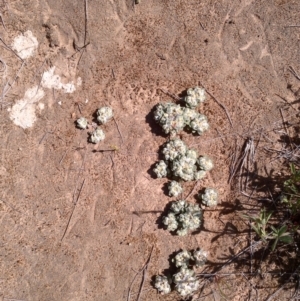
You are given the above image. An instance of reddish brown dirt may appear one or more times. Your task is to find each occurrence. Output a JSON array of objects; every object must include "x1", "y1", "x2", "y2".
[{"x1": 1, "y1": 0, "x2": 300, "y2": 300}]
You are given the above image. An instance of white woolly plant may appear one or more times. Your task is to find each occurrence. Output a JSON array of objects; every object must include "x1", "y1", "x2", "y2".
[
  {"x1": 173, "y1": 267, "x2": 200, "y2": 297},
  {"x1": 194, "y1": 170, "x2": 207, "y2": 181},
  {"x1": 184, "y1": 87, "x2": 206, "y2": 109},
  {"x1": 200, "y1": 188, "x2": 218, "y2": 207},
  {"x1": 76, "y1": 117, "x2": 88, "y2": 129},
  {"x1": 193, "y1": 249, "x2": 208, "y2": 267},
  {"x1": 153, "y1": 160, "x2": 169, "y2": 178},
  {"x1": 154, "y1": 275, "x2": 171, "y2": 295},
  {"x1": 89, "y1": 128, "x2": 105, "y2": 144},
  {"x1": 197, "y1": 156, "x2": 214, "y2": 171},
  {"x1": 97, "y1": 106, "x2": 113, "y2": 124},
  {"x1": 162, "y1": 200, "x2": 202, "y2": 236},
  {"x1": 171, "y1": 155, "x2": 196, "y2": 182},
  {"x1": 162, "y1": 139, "x2": 187, "y2": 161},
  {"x1": 154, "y1": 102, "x2": 185, "y2": 135},
  {"x1": 168, "y1": 181, "x2": 183, "y2": 197},
  {"x1": 172, "y1": 250, "x2": 191, "y2": 268},
  {"x1": 189, "y1": 113, "x2": 209, "y2": 135}
]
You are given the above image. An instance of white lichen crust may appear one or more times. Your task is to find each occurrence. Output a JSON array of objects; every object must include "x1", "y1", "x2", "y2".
[
  {"x1": 173, "y1": 250, "x2": 192, "y2": 268},
  {"x1": 154, "y1": 102, "x2": 185, "y2": 135},
  {"x1": 193, "y1": 249, "x2": 208, "y2": 267},
  {"x1": 189, "y1": 113, "x2": 209, "y2": 135},
  {"x1": 197, "y1": 156, "x2": 214, "y2": 171},
  {"x1": 89, "y1": 128, "x2": 105, "y2": 144},
  {"x1": 154, "y1": 275, "x2": 171, "y2": 295},
  {"x1": 97, "y1": 106, "x2": 113, "y2": 124},
  {"x1": 76, "y1": 117, "x2": 88, "y2": 129},
  {"x1": 162, "y1": 139, "x2": 187, "y2": 161},
  {"x1": 163, "y1": 200, "x2": 202, "y2": 236},
  {"x1": 168, "y1": 181, "x2": 183, "y2": 197},
  {"x1": 184, "y1": 87, "x2": 206, "y2": 109},
  {"x1": 173, "y1": 267, "x2": 200, "y2": 297},
  {"x1": 201, "y1": 188, "x2": 218, "y2": 207},
  {"x1": 153, "y1": 160, "x2": 169, "y2": 178}
]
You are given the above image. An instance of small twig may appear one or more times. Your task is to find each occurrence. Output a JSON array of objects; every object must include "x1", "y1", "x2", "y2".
[
  {"x1": 136, "y1": 246, "x2": 154, "y2": 301},
  {"x1": 61, "y1": 178, "x2": 86, "y2": 241},
  {"x1": 288, "y1": 66, "x2": 300, "y2": 80},
  {"x1": 113, "y1": 117, "x2": 124, "y2": 144},
  {"x1": 265, "y1": 264, "x2": 300, "y2": 301},
  {"x1": 285, "y1": 25, "x2": 300, "y2": 28},
  {"x1": 199, "y1": 81, "x2": 233, "y2": 127},
  {"x1": 0, "y1": 37, "x2": 24, "y2": 62},
  {"x1": 0, "y1": 57, "x2": 6, "y2": 72},
  {"x1": 0, "y1": 13, "x2": 6, "y2": 31},
  {"x1": 186, "y1": 180, "x2": 199, "y2": 200},
  {"x1": 200, "y1": 21, "x2": 205, "y2": 30},
  {"x1": 159, "y1": 88, "x2": 181, "y2": 101},
  {"x1": 112, "y1": 68, "x2": 116, "y2": 79},
  {"x1": 127, "y1": 246, "x2": 154, "y2": 301}
]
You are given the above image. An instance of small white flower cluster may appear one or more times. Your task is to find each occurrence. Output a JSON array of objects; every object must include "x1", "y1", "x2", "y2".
[
  {"x1": 168, "y1": 181, "x2": 183, "y2": 197},
  {"x1": 153, "y1": 87, "x2": 208, "y2": 136},
  {"x1": 199, "y1": 187, "x2": 218, "y2": 207},
  {"x1": 155, "y1": 248, "x2": 208, "y2": 297},
  {"x1": 75, "y1": 106, "x2": 113, "y2": 144},
  {"x1": 153, "y1": 138, "x2": 214, "y2": 182},
  {"x1": 154, "y1": 275, "x2": 171, "y2": 295},
  {"x1": 184, "y1": 87, "x2": 206, "y2": 108},
  {"x1": 162, "y1": 200, "x2": 202, "y2": 236}
]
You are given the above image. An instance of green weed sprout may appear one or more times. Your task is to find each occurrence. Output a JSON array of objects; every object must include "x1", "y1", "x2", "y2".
[{"x1": 243, "y1": 209, "x2": 293, "y2": 251}]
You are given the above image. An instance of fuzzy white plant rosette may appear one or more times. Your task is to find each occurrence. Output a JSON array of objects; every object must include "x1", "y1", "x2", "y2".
[
  {"x1": 97, "y1": 106, "x2": 113, "y2": 124},
  {"x1": 154, "y1": 275, "x2": 171, "y2": 295},
  {"x1": 162, "y1": 200, "x2": 202, "y2": 236},
  {"x1": 153, "y1": 160, "x2": 169, "y2": 178},
  {"x1": 193, "y1": 249, "x2": 208, "y2": 267},
  {"x1": 184, "y1": 87, "x2": 206, "y2": 109},
  {"x1": 189, "y1": 113, "x2": 209, "y2": 135},
  {"x1": 172, "y1": 250, "x2": 192, "y2": 268},
  {"x1": 89, "y1": 128, "x2": 105, "y2": 144},
  {"x1": 76, "y1": 117, "x2": 88, "y2": 129},
  {"x1": 173, "y1": 267, "x2": 200, "y2": 297},
  {"x1": 197, "y1": 155, "x2": 214, "y2": 171},
  {"x1": 200, "y1": 188, "x2": 218, "y2": 207},
  {"x1": 162, "y1": 139, "x2": 187, "y2": 161},
  {"x1": 154, "y1": 102, "x2": 185, "y2": 135},
  {"x1": 171, "y1": 155, "x2": 196, "y2": 181},
  {"x1": 168, "y1": 181, "x2": 183, "y2": 197}
]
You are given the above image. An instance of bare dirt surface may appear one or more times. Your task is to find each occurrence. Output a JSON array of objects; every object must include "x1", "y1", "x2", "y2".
[{"x1": 1, "y1": 0, "x2": 300, "y2": 300}]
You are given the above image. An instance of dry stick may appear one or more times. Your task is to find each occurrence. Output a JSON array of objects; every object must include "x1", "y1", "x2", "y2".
[
  {"x1": 265, "y1": 264, "x2": 300, "y2": 301},
  {"x1": 0, "y1": 61, "x2": 25, "y2": 102},
  {"x1": 199, "y1": 82, "x2": 233, "y2": 128},
  {"x1": 72, "y1": 148, "x2": 88, "y2": 202},
  {"x1": 0, "y1": 57, "x2": 6, "y2": 72},
  {"x1": 0, "y1": 37, "x2": 24, "y2": 62},
  {"x1": 136, "y1": 246, "x2": 154, "y2": 301},
  {"x1": 113, "y1": 117, "x2": 124, "y2": 144},
  {"x1": 280, "y1": 108, "x2": 293, "y2": 150},
  {"x1": 288, "y1": 66, "x2": 300, "y2": 80},
  {"x1": 0, "y1": 13, "x2": 6, "y2": 31},
  {"x1": 127, "y1": 246, "x2": 154, "y2": 301},
  {"x1": 186, "y1": 180, "x2": 199, "y2": 200},
  {"x1": 61, "y1": 178, "x2": 86, "y2": 241},
  {"x1": 159, "y1": 88, "x2": 181, "y2": 101}
]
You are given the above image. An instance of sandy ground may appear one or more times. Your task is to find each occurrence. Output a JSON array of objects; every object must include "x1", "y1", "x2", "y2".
[{"x1": 1, "y1": 0, "x2": 300, "y2": 300}]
